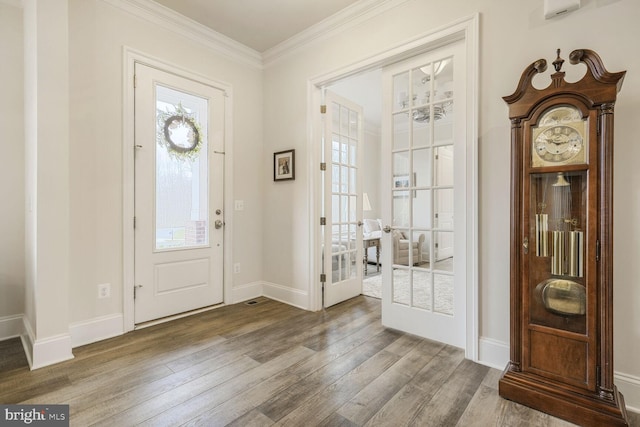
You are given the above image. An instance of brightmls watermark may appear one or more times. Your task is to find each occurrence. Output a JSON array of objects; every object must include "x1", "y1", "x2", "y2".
[{"x1": 1, "y1": 405, "x2": 69, "y2": 426}]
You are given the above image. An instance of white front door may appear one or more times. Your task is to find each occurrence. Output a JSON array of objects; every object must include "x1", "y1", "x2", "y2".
[
  {"x1": 134, "y1": 63, "x2": 225, "y2": 324},
  {"x1": 322, "y1": 91, "x2": 364, "y2": 307},
  {"x1": 381, "y1": 41, "x2": 467, "y2": 347}
]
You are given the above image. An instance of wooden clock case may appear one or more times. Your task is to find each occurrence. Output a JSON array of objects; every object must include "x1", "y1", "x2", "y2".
[{"x1": 498, "y1": 49, "x2": 629, "y2": 426}]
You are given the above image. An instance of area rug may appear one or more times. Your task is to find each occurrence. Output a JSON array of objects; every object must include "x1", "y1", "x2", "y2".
[{"x1": 363, "y1": 269, "x2": 454, "y2": 315}]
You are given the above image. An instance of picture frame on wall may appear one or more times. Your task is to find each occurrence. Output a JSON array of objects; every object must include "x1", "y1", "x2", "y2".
[
  {"x1": 274, "y1": 149, "x2": 295, "y2": 181},
  {"x1": 393, "y1": 173, "x2": 416, "y2": 197}
]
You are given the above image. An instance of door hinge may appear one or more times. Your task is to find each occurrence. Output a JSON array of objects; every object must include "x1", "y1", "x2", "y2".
[
  {"x1": 435, "y1": 243, "x2": 439, "y2": 248},
  {"x1": 320, "y1": 273, "x2": 326, "y2": 283},
  {"x1": 133, "y1": 74, "x2": 137, "y2": 88},
  {"x1": 435, "y1": 213, "x2": 439, "y2": 219},
  {"x1": 596, "y1": 239, "x2": 600, "y2": 262},
  {"x1": 320, "y1": 162, "x2": 326, "y2": 171},
  {"x1": 133, "y1": 216, "x2": 137, "y2": 229},
  {"x1": 320, "y1": 105, "x2": 327, "y2": 114},
  {"x1": 134, "y1": 284, "x2": 143, "y2": 299},
  {"x1": 320, "y1": 217, "x2": 326, "y2": 226}
]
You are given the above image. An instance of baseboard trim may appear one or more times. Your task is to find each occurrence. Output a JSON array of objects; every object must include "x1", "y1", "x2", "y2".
[
  {"x1": 22, "y1": 317, "x2": 74, "y2": 370},
  {"x1": 478, "y1": 336, "x2": 509, "y2": 370},
  {"x1": 70, "y1": 313, "x2": 124, "y2": 348},
  {"x1": 0, "y1": 314, "x2": 24, "y2": 341},
  {"x1": 262, "y1": 281, "x2": 309, "y2": 310},
  {"x1": 615, "y1": 371, "x2": 640, "y2": 414},
  {"x1": 231, "y1": 281, "x2": 264, "y2": 304}
]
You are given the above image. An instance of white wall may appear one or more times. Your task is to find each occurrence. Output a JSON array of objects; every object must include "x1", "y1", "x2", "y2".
[
  {"x1": 0, "y1": 0, "x2": 264, "y2": 350},
  {"x1": 262, "y1": 0, "x2": 640, "y2": 407},
  {"x1": 0, "y1": 2, "x2": 25, "y2": 328},
  {"x1": 1, "y1": 0, "x2": 638, "y2": 409},
  {"x1": 66, "y1": 0, "x2": 264, "y2": 323}
]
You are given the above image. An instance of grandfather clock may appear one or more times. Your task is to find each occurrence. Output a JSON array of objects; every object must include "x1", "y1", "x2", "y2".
[{"x1": 498, "y1": 49, "x2": 629, "y2": 426}]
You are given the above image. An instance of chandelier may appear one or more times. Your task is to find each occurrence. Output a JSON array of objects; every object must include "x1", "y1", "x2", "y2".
[{"x1": 397, "y1": 58, "x2": 453, "y2": 123}]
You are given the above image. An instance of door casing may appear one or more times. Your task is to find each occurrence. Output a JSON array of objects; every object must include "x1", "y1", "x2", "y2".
[
  {"x1": 123, "y1": 48, "x2": 234, "y2": 332},
  {"x1": 308, "y1": 14, "x2": 479, "y2": 360}
]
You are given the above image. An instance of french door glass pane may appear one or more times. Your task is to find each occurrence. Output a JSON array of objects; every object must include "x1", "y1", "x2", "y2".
[
  {"x1": 413, "y1": 148, "x2": 432, "y2": 187},
  {"x1": 413, "y1": 190, "x2": 432, "y2": 229},
  {"x1": 330, "y1": 100, "x2": 359, "y2": 285},
  {"x1": 391, "y1": 54, "x2": 455, "y2": 315},
  {"x1": 155, "y1": 85, "x2": 208, "y2": 250},
  {"x1": 412, "y1": 269, "x2": 431, "y2": 309},
  {"x1": 393, "y1": 113, "x2": 410, "y2": 150},
  {"x1": 434, "y1": 273, "x2": 454, "y2": 315}
]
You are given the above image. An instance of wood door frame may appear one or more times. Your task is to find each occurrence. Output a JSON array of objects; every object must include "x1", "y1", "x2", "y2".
[
  {"x1": 307, "y1": 14, "x2": 479, "y2": 360},
  {"x1": 122, "y1": 47, "x2": 234, "y2": 332}
]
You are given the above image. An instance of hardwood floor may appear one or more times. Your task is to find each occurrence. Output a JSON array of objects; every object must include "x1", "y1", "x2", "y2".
[{"x1": 0, "y1": 296, "x2": 637, "y2": 426}]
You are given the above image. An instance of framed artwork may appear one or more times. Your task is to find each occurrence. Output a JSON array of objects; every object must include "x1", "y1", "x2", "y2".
[
  {"x1": 274, "y1": 149, "x2": 295, "y2": 181},
  {"x1": 393, "y1": 175, "x2": 410, "y2": 189},
  {"x1": 393, "y1": 173, "x2": 416, "y2": 197}
]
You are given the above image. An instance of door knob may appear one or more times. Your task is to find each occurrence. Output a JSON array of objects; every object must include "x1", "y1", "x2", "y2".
[
  {"x1": 215, "y1": 220, "x2": 224, "y2": 229},
  {"x1": 383, "y1": 225, "x2": 392, "y2": 233}
]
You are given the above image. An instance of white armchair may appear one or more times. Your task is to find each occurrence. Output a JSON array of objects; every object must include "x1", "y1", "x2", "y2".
[{"x1": 392, "y1": 230, "x2": 425, "y2": 266}]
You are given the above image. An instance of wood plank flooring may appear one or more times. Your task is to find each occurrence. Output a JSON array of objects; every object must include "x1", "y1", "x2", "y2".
[{"x1": 0, "y1": 296, "x2": 637, "y2": 426}]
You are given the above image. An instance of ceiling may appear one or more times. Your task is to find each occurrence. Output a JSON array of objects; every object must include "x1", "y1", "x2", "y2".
[{"x1": 151, "y1": 0, "x2": 362, "y2": 52}]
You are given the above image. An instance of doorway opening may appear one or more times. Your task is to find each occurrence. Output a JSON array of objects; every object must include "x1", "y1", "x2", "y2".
[{"x1": 309, "y1": 14, "x2": 478, "y2": 360}]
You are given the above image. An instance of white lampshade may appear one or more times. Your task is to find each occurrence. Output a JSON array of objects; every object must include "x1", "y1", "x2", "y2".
[{"x1": 363, "y1": 193, "x2": 372, "y2": 211}]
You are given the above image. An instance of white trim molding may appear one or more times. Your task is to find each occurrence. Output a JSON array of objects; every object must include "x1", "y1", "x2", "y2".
[
  {"x1": 478, "y1": 336, "x2": 509, "y2": 370},
  {"x1": 231, "y1": 281, "x2": 264, "y2": 304},
  {"x1": 70, "y1": 314, "x2": 124, "y2": 348},
  {"x1": 615, "y1": 371, "x2": 640, "y2": 414},
  {"x1": 262, "y1": 282, "x2": 310, "y2": 311},
  {"x1": 101, "y1": 0, "x2": 262, "y2": 68},
  {"x1": 22, "y1": 317, "x2": 74, "y2": 370},
  {"x1": 0, "y1": 314, "x2": 24, "y2": 341},
  {"x1": 263, "y1": 0, "x2": 410, "y2": 67}
]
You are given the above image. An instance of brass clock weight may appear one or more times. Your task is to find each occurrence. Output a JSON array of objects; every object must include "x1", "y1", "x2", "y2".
[{"x1": 498, "y1": 49, "x2": 629, "y2": 426}]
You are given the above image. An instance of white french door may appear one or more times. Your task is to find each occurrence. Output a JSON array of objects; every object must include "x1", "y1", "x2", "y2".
[
  {"x1": 381, "y1": 41, "x2": 467, "y2": 347},
  {"x1": 322, "y1": 91, "x2": 364, "y2": 308},
  {"x1": 134, "y1": 63, "x2": 225, "y2": 324}
]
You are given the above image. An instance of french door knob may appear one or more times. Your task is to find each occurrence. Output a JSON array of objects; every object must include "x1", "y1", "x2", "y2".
[
  {"x1": 383, "y1": 225, "x2": 392, "y2": 233},
  {"x1": 215, "y1": 220, "x2": 224, "y2": 229}
]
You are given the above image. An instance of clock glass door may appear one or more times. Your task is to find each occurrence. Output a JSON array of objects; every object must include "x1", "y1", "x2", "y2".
[{"x1": 523, "y1": 103, "x2": 597, "y2": 391}]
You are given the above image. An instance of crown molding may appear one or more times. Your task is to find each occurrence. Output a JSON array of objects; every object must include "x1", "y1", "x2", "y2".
[
  {"x1": 262, "y1": 0, "x2": 411, "y2": 68},
  {"x1": 101, "y1": 0, "x2": 263, "y2": 69}
]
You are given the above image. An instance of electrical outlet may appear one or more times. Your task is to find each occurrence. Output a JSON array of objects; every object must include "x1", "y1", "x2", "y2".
[
  {"x1": 233, "y1": 263, "x2": 241, "y2": 274},
  {"x1": 98, "y1": 283, "x2": 111, "y2": 299}
]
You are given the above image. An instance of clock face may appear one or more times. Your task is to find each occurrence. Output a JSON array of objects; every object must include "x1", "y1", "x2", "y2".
[{"x1": 531, "y1": 106, "x2": 587, "y2": 167}]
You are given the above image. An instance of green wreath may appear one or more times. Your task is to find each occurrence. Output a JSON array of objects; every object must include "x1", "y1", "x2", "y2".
[{"x1": 156, "y1": 103, "x2": 203, "y2": 162}]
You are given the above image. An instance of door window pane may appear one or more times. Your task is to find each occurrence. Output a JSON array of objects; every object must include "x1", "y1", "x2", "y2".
[
  {"x1": 390, "y1": 53, "x2": 456, "y2": 317},
  {"x1": 155, "y1": 85, "x2": 209, "y2": 250},
  {"x1": 434, "y1": 273, "x2": 454, "y2": 315},
  {"x1": 412, "y1": 269, "x2": 432, "y2": 310},
  {"x1": 413, "y1": 148, "x2": 432, "y2": 187},
  {"x1": 393, "y1": 113, "x2": 410, "y2": 150},
  {"x1": 392, "y1": 268, "x2": 410, "y2": 305},
  {"x1": 413, "y1": 190, "x2": 432, "y2": 229}
]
